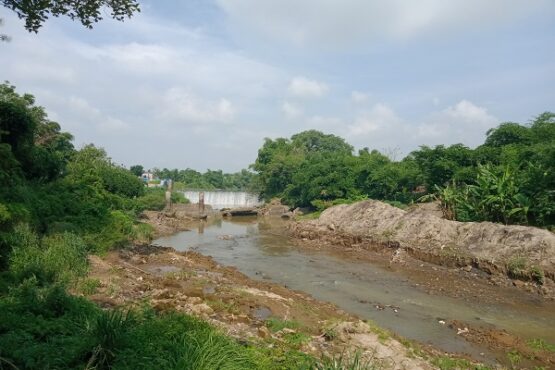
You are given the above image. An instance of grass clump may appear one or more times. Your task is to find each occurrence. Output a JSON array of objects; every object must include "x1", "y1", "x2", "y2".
[
  {"x1": 78, "y1": 278, "x2": 101, "y2": 295},
  {"x1": 265, "y1": 317, "x2": 300, "y2": 333},
  {"x1": 527, "y1": 338, "x2": 555, "y2": 353},
  {"x1": 432, "y1": 356, "x2": 492, "y2": 370},
  {"x1": 310, "y1": 352, "x2": 376, "y2": 370}
]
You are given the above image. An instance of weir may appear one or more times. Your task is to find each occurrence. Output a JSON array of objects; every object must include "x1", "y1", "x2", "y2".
[{"x1": 182, "y1": 190, "x2": 262, "y2": 210}]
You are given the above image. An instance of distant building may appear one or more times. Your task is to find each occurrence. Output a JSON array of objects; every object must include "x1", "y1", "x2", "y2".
[
  {"x1": 140, "y1": 171, "x2": 171, "y2": 188},
  {"x1": 141, "y1": 171, "x2": 155, "y2": 182}
]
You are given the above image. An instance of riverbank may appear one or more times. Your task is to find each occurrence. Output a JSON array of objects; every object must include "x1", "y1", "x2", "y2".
[
  {"x1": 290, "y1": 200, "x2": 555, "y2": 298},
  {"x1": 87, "y1": 206, "x2": 555, "y2": 369},
  {"x1": 287, "y1": 200, "x2": 555, "y2": 369},
  {"x1": 86, "y1": 245, "x2": 440, "y2": 369},
  {"x1": 86, "y1": 209, "x2": 445, "y2": 369}
]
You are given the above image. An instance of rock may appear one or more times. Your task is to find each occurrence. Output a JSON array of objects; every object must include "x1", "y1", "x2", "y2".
[
  {"x1": 257, "y1": 326, "x2": 271, "y2": 339},
  {"x1": 463, "y1": 265, "x2": 473, "y2": 272},
  {"x1": 190, "y1": 303, "x2": 214, "y2": 316},
  {"x1": 187, "y1": 296, "x2": 202, "y2": 304}
]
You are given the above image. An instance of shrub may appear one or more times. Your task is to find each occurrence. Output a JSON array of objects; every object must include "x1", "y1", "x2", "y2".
[
  {"x1": 135, "y1": 188, "x2": 166, "y2": 211},
  {"x1": 131, "y1": 223, "x2": 155, "y2": 245},
  {"x1": 9, "y1": 226, "x2": 88, "y2": 284}
]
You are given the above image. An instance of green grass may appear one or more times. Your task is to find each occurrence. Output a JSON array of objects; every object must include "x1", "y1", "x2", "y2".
[
  {"x1": 265, "y1": 317, "x2": 301, "y2": 333},
  {"x1": 431, "y1": 356, "x2": 492, "y2": 370},
  {"x1": 78, "y1": 277, "x2": 101, "y2": 295},
  {"x1": 527, "y1": 338, "x2": 555, "y2": 353},
  {"x1": 0, "y1": 280, "x2": 269, "y2": 370}
]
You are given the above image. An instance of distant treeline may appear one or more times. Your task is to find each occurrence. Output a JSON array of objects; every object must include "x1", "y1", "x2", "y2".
[
  {"x1": 129, "y1": 165, "x2": 258, "y2": 192},
  {"x1": 251, "y1": 114, "x2": 555, "y2": 228}
]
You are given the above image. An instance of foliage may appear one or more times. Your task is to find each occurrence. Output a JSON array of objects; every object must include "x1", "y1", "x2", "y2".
[
  {"x1": 2, "y1": 0, "x2": 140, "y2": 33},
  {"x1": 155, "y1": 167, "x2": 258, "y2": 192},
  {"x1": 0, "y1": 283, "x2": 269, "y2": 370},
  {"x1": 9, "y1": 225, "x2": 88, "y2": 284},
  {"x1": 311, "y1": 352, "x2": 375, "y2": 370},
  {"x1": 251, "y1": 112, "x2": 554, "y2": 228}
]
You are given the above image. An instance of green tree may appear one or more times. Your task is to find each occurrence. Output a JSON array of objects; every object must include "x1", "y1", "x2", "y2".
[
  {"x1": 484, "y1": 122, "x2": 531, "y2": 147},
  {"x1": 2, "y1": 0, "x2": 140, "y2": 33},
  {"x1": 129, "y1": 165, "x2": 144, "y2": 177}
]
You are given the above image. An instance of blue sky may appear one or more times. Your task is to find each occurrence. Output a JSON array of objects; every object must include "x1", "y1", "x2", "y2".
[{"x1": 1, "y1": 0, "x2": 554, "y2": 170}]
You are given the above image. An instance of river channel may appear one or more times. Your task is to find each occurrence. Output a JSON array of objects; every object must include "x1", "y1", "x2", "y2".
[{"x1": 154, "y1": 216, "x2": 555, "y2": 362}]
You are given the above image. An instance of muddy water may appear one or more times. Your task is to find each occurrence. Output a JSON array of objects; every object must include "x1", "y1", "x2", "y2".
[{"x1": 154, "y1": 217, "x2": 555, "y2": 361}]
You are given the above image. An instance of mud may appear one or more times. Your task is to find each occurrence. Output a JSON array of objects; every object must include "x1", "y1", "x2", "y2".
[
  {"x1": 290, "y1": 200, "x2": 555, "y2": 297},
  {"x1": 85, "y1": 246, "x2": 437, "y2": 370}
]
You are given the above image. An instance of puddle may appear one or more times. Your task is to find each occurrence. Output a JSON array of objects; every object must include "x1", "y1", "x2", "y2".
[{"x1": 252, "y1": 306, "x2": 272, "y2": 320}]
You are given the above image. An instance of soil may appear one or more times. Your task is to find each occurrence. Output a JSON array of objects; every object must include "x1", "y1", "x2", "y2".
[
  {"x1": 85, "y1": 246, "x2": 436, "y2": 370},
  {"x1": 290, "y1": 200, "x2": 555, "y2": 298}
]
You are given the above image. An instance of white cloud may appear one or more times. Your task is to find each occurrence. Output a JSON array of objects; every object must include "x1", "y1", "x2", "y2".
[
  {"x1": 162, "y1": 88, "x2": 235, "y2": 123},
  {"x1": 416, "y1": 100, "x2": 498, "y2": 146},
  {"x1": 217, "y1": 0, "x2": 554, "y2": 47},
  {"x1": 351, "y1": 91, "x2": 370, "y2": 103},
  {"x1": 347, "y1": 103, "x2": 402, "y2": 136},
  {"x1": 288, "y1": 76, "x2": 329, "y2": 98},
  {"x1": 345, "y1": 100, "x2": 499, "y2": 153},
  {"x1": 282, "y1": 101, "x2": 303, "y2": 119}
]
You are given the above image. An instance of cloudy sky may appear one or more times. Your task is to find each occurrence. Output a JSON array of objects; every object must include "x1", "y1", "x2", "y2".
[{"x1": 1, "y1": 1, "x2": 554, "y2": 171}]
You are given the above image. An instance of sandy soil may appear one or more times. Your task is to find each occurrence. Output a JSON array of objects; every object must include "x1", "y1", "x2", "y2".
[{"x1": 290, "y1": 200, "x2": 555, "y2": 298}]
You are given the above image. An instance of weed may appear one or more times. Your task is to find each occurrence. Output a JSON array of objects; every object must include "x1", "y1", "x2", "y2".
[
  {"x1": 529, "y1": 266, "x2": 545, "y2": 284},
  {"x1": 507, "y1": 257, "x2": 528, "y2": 280},
  {"x1": 365, "y1": 320, "x2": 391, "y2": 343},
  {"x1": 507, "y1": 350, "x2": 522, "y2": 367},
  {"x1": 79, "y1": 278, "x2": 101, "y2": 295},
  {"x1": 265, "y1": 317, "x2": 300, "y2": 332},
  {"x1": 432, "y1": 356, "x2": 491, "y2": 370},
  {"x1": 527, "y1": 338, "x2": 555, "y2": 353},
  {"x1": 311, "y1": 351, "x2": 376, "y2": 370},
  {"x1": 283, "y1": 332, "x2": 311, "y2": 348}
]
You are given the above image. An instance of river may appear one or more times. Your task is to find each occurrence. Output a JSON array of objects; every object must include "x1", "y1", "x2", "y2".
[{"x1": 154, "y1": 216, "x2": 555, "y2": 363}]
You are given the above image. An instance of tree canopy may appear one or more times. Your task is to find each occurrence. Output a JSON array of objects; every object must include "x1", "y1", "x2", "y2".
[
  {"x1": 2, "y1": 0, "x2": 140, "y2": 32},
  {"x1": 251, "y1": 114, "x2": 555, "y2": 228}
]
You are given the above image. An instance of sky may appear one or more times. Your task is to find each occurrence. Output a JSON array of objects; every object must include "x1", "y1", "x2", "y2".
[{"x1": 1, "y1": 0, "x2": 554, "y2": 171}]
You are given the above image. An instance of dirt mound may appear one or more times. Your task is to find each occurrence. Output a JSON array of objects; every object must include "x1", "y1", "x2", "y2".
[{"x1": 291, "y1": 200, "x2": 555, "y2": 285}]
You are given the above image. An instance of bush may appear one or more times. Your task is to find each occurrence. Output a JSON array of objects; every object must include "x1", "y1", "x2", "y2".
[
  {"x1": 0, "y1": 283, "x2": 270, "y2": 370},
  {"x1": 135, "y1": 188, "x2": 166, "y2": 211},
  {"x1": 84, "y1": 210, "x2": 135, "y2": 252},
  {"x1": 131, "y1": 223, "x2": 155, "y2": 245},
  {"x1": 9, "y1": 225, "x2": 88, "y2": 284}
]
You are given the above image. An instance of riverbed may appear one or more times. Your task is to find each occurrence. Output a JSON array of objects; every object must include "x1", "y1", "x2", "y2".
[{"x1": 154, "y1": 216, "x2": 555, "y2": 363}]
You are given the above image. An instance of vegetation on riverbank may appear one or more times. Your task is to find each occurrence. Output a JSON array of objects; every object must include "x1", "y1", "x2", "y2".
[
  {"x1": 251, "y1": 114, "x2": 555, "y2": 229},
  {"x1": 0, "y1": 83, "x2": 383, "y2": 369}
]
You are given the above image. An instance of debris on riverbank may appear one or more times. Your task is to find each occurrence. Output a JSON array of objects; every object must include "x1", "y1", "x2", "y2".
[{"x1": 290, "y1": 200, "x2": 555, "y2": 297}]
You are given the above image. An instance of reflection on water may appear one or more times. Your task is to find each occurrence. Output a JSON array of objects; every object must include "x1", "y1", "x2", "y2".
[{"x1": 154, "y1": 217, "x2": 555, "y2": 360}]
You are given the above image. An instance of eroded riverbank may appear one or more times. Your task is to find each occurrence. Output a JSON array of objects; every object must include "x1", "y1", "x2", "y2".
[
  {"x1": 81, "y1": 202, "x2": 555, "y2": 369},
  {"x1": 149, "y1": 216, "x2": 554, "y2": 369},
  {"x1": 86, "y1": 244, "x2": 436, "y2": 369}
]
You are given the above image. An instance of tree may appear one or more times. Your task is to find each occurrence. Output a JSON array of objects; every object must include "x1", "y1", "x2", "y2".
[
  {"x1": 129, "y1": 165, "x2": 144, "y2": 177},
  {"x1": 2, "y1": 0, "x2": 140, "y2": 33},
  {"x1": 484, "y1": 122, "x2": 531, "y2": 147}
]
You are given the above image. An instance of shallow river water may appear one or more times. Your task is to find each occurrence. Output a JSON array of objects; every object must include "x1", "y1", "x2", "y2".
[{"x1": 154, "y1": 217, "x2": 555, "y2": 362}]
